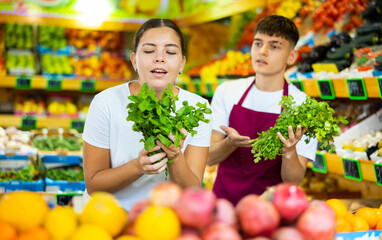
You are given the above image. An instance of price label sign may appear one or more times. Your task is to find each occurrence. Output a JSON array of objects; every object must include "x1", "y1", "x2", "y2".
[
  {"x1": 181, "y1": 83, "x2": 188, "y2": 91},
  {"x1": 346, "y1": 78, "x2": 367, "y2": 100},
  {"x1": 378, "y1": 77, "x2": 382, "y2": 100},
  {"x1": 80, "y1": 79, "x2": 96, "y2": 92},
  {"x1": 317, "y1": 79, "x2": 335, "y2": 100},
  {"x1": 342, "y1": 158, "x2": 362, "y2": 181},
  {"x1": 194, "y1": 81, "x2": 201, "y2": 96},
  {"x1": 290, "y1": 80, "x2": 304, "y2": 92},
  {"x1": 16, "y1": 75, "x2": 32, "y2": 90},
  {"x1": 374, "y1": 163, "x2": 382, "y2": 186},
  {"x1": 312, "y1": 153, "x2": 327, "y2": 174},
  {"x1": 21, "y1": 116, "x2": 37, "y2": 130},
  {"x1": 71, "y1": 120, "x2": 85, "y2": 132},
  {"x1": 205, "y1": 83, "x2": 213, "y2": 97},
  {"x1": 46, "y1": 77, "x2": 62, "y2": 91}
]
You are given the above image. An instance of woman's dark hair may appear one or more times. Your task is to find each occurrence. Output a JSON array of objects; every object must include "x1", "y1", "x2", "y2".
[
  {"x1": 254, "y1": 15, "x2": 299, "y2": 48},
  {"x1": 132, "y1": 18, "x2": 185, "y2": 55}
]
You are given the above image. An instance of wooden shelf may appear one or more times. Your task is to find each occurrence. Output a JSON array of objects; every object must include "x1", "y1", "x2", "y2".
[
  {"x1": 175, "y1": 0, "x2": 282, "y2": 27},
  {"x1": 0, "y1": 75, "x2": 126, "y2": 92},
  {"x1": 0, "y1": 14, "x2": 143, "y2": 31}
]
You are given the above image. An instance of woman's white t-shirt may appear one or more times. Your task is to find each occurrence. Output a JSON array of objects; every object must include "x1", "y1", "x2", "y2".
[{"x1": 82, "y1": 81, "x2": 212, "y2": 210}]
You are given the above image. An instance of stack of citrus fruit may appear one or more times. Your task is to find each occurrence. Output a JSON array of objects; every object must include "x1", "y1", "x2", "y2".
[
  {"x1": 326, "y1": 198, "x2": 382, "y2": 233},
  {"x1": 0, "y1": 191, "x2": 129, "y2": 240}
]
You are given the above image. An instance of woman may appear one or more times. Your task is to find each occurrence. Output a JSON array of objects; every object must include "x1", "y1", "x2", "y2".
[{"x1": 82, "y1": 19, "x2": 211, "y2": 210}]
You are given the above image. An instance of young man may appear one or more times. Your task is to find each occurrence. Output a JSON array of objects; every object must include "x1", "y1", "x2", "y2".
[{"x1": 208, "y1": 15, "x2": 317, "y2": 205}]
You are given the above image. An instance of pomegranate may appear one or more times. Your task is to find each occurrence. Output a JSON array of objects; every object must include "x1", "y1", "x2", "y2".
[
  {"x1": 236, "y1": 194, "x2": 280, "y2": 237},
  {"x1": 272, "y1": 227, "x2": 305, "y2": 240},
  {"x1": 202, "y1": 222, "x2": 241, "y2": 240},
  {"x1": 149, "y1": 182, "x2": 182, "y2": 208},
  {"x1": 213, "y1": 198, "x2": 238, "y2": 228},
  {"x1": 297, "y1": 201, "x2": 336, "y2": 240},
  {"x1": 175, "y1": 187, "x2": 217, "y2": 228},
  {"x1": 128, "y1": 199, "x2": 150, "y2": 223},
  {"x1": 272, "y1": 183, "x2": 308, "y2": 222}
]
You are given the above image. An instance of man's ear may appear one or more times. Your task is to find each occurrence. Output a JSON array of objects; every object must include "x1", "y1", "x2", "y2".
[{"x1": 287, "y1": 49, "x2": 298, "y2": 66}]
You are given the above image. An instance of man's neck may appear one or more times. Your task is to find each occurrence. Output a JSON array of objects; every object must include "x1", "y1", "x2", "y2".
[{"x1": 255, "y1": 74, "x2": 285, "y2": 92}]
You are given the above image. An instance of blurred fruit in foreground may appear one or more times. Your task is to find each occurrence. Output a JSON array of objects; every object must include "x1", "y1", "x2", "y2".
[
  {"x1": 80, "y1": 192, "x2": 128, "y2": 237},
  {"x1": 134, "y1": 205, "x2": 181, "y2": 240},
  {"x1": 0, "y1": 222, "x2": 17, "y2": 240},
  {"x1": 44, "y1": 206, "x2": 78, "y2": 240},
  {"x1": 70, "y1": 224, "x2": 112, "y2": 240},
  {"x1": 17, "y1": 227, "x2": 50, "y2": 240},
  {"x1": 0, "y1": 192, "x2": 49, "y2": 232}
]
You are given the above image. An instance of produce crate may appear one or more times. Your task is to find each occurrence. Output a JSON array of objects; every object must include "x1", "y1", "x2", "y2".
[
  {"x1": 42, "y1": 155, "x2": 85, "y2": 193},
  {"x1": 335, "y1": 230, "x2": 382, "y2": 240},
  {"x1": 0, "y1": 179, "x2": 44, "y2": 192}
]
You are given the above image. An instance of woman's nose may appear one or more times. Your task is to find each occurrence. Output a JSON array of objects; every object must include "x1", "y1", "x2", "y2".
[{"x1": 155, "y1": 53, "x2": 165, "y2": 63}]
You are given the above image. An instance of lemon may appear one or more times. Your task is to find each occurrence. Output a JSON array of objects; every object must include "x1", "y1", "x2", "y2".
[
  {"x1": 44, "y1": 206, "x2": 78, "y2": 239},
  {"x1": 134, "y1": 206, "x2": 180, "y2": 240},
  {"x1": 70, "y1": 224, "x2": 112, "y2": 240},
  {"x1": 80, "y1": 192, "x2": 128, "y2": 237},
  {"x1": 0, "y1": 192, "x2": 49, "y2": 232}
]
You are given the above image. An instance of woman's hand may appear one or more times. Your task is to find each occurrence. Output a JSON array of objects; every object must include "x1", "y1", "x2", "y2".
[
  {"x1": 277, "y1": 125, "x2": 306, "y2": 155},
  {"x1": 138, "y1": 145, "x2": 168, "y2": 174},
  {"x1": 156, "y1": 128, "x2": 188, "y2": 161}
]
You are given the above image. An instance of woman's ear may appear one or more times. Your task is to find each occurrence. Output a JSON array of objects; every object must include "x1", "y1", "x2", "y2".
[
  {"x1": 287, "y1": 49, "x2": 298, "y2": 66},
  {"x1": 179, "y1": 55, "x2": 186, "y2": 74},
  {"x1": 130, "y1": 52, "x2": 137, "y2": 71}
]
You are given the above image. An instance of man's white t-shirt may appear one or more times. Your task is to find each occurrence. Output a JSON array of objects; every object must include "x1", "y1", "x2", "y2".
[
  {"x1": 82, "y1": 81, "x2": 212, "y2": 210},
  {"x1": 211, "y1": 77, "x2": 317, "y2": 161}
]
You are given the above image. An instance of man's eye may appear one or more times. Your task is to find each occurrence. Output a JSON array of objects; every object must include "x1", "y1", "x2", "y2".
[
  {"x1": 254, "y1": 42, "x2": 262, "y2": 47},
  {"x1": 270, "y1": 45, "x2": 279, "y2": 49}
]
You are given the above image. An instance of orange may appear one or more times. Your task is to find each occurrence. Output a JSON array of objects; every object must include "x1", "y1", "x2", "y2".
[
  {"x1": 345, "y1": 212, "x2": 356, "y2": 222},
  {"x1": 44, "y1": 206, "x2": 77, "y2": 240},
  {"x1": 134, "y1": 206, "x2": 181, "y2": 240},
  {"x1": 115, "y1": 236, "x2": 140, "y2": 240},
  {"x1": 325, "y1": 199, "x2": 348, "y2": 219},
  {"x1": 336, "y1": 218, "x2": 352, "y2": 233},
  {"x1": 375, "y1": 218, "x2": 382, "y2": 230},
  {"x1": 80, "y1": 192, "x2": 128, "y2": 237},
  {"x1": 0, "y1": 192, "x2": 49, "y2": 232},
  {"x1": 355, "y1": 207, "x2": 378, "y2": 228},
  {"x1": 0, "y1": 222, "x2": 17, "y2": 240},
  {"x1": 17, "y1": 227, "x2": 50, "y2": 240},
  {"x1": 70, "y1": 224, "x2": 112, "y2": 240},
  {"x1": 349, "y1": 215, "x2": 369, "y2": 232}
]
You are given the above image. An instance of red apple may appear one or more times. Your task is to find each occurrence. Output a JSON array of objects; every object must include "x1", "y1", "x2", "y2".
[{"x1": 149, "y1": 182, "x2": 182, "y2": 208}]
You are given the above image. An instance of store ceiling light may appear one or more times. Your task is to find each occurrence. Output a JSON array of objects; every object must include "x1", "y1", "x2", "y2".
[{"x1": 75, "y1": 0, "x2": 112, "y2": 27}]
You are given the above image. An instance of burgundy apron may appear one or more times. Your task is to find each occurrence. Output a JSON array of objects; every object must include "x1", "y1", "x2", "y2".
[{"x1": 213, "y1": 79, "x2": 288, "y2": 205}]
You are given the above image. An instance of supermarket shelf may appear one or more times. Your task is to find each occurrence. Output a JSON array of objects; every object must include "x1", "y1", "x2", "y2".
[
  {"x1": 0, "y1": 75, "x2": 126, "y2": 92},
  {"x1": 175, "y1": 0, "x2": 282, "y2": 27},
  {"x1": 309, "y1": 153, "x2": 379, "y2": 183},
  {"x1": 180, "y1": 76, "x2": 382, "y2": 98},
  {"x1": 0, "y1": 14, "x2": 143, "y2": 31},
  {"x1": 0, "y1": 114, "x2": 76, "y2": 129}
]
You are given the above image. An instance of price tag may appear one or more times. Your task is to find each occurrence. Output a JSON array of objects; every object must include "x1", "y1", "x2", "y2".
[
  {"x1": 205, "y1": 83, "x2": 213, "y2": 97},
  {"x1": 70, "y1": 120, "x2": 85, "y2": 132},
  {"x1": 21, "y1": 116, "x2": 37, "y2": 130},
  {"x1": 56, "y1": 193, "x2": 82, "y2": 206},
  {"x1": 80, "y1": 79, "x2": 96, "y2": 92},
  {"x1": 290, "y1": 80, "x2": 304, "y2": 92},
  {"x1": 374, "y1": 163, "x2": 382, "y2": 186},
  {"x1": 317, "y1": 79, "x2": 335, "y2": 100},
  {"x1": 346, "y1": 78, "x2": 367, "y2": 100},
  {"x1": 378, "y1": 77, "x2": 382, "y2": 100},
  {"x1": 194, "y1": 81, "x2": 201, "y2": 96},
  {"x1": 312, "y1": 153, "x2": 327, "y2": 174},
  {"x1": 16, "y1": 75, "x2": 32, "y2": 90},
  {"x1": 46, "y1": 77, "x2": 62, "y2": 91},
  {"x1": 181, "y1": 83, "x2": 188, "y2": 91},
  {"x1": 342, "y1": 158, "x2": 362, "y2": 181},
  {"x1": 312, "y1": 63, "x2": 339, "y2": 73}
]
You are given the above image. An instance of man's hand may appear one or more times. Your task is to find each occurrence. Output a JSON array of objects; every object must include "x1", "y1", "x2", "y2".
[
  {"x1": 220, "y1": 125, "x2": 252, "y2": 148},
  {"x1": 277, "y1": 125, "x2": 306, "y2": 155}
]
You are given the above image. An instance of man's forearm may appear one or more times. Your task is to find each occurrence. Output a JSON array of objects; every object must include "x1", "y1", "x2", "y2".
[
  {"x1": 280, "y1": 149, "x2": 307, "y2": 184},
  {"x1": 207, "y1": 138, "x2": 237, "y2": 166}
]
